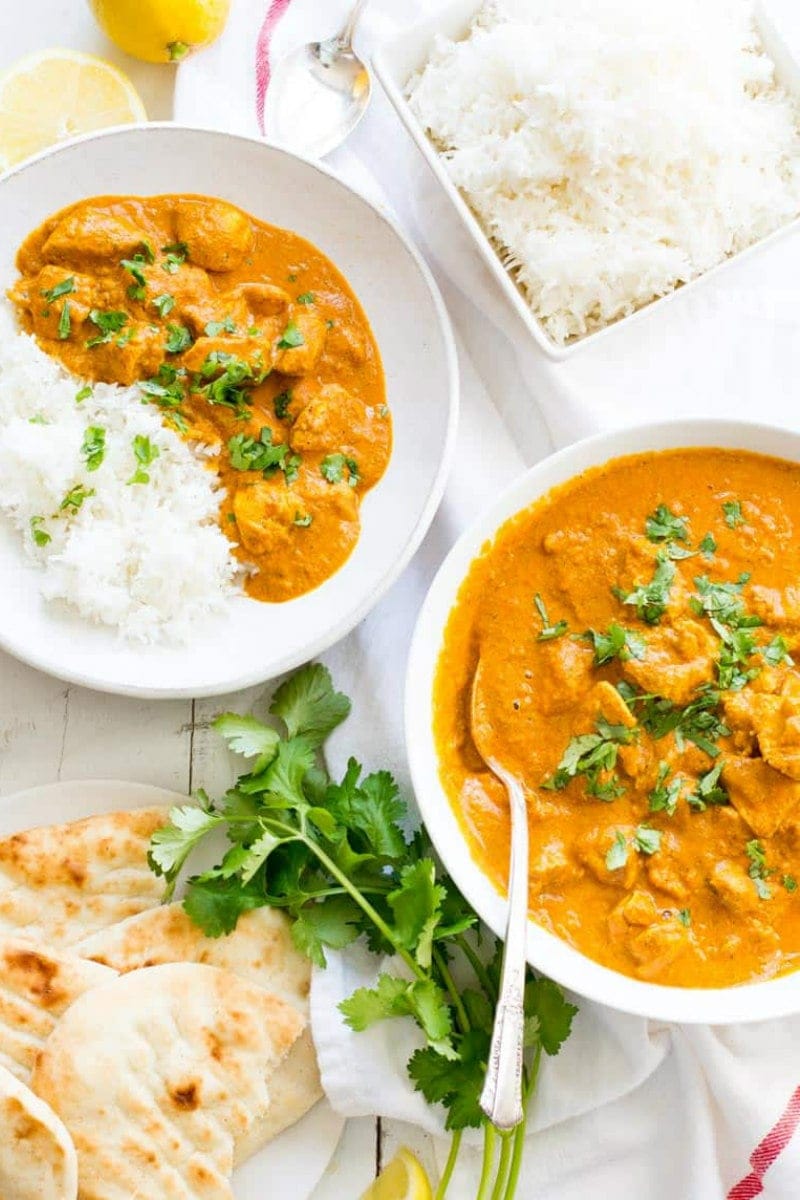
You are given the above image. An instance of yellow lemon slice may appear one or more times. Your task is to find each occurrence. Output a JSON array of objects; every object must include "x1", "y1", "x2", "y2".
[
  {"x1": 0, "y1": 49, "x2": 146, "y2": 172},
  {"x1": 360, "y1": 1148, "x2": 434, "y2": 1200},
  {"x1": 89, "y1": 0, "x2": 231, "y2": 64}
]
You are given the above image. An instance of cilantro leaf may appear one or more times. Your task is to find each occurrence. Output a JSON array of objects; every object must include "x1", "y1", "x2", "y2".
[
  {"x1": 86, "y1": 309, "x2": 129, "y2": 347},
  {"x1": 534, "y1": 593, "x2": 568, "y2": 641},
  {"x1": 277, "y1": 319, "x2": 304, "y2": 350},
  {"x1": 80, "y1": 425, "x2": 106, "y2": 472},
  {"x1": 614, "y1": 553, "x2": 675, "y2": 625},
  {"x1": 605, "y1": 831, "x2": 629, "y2": 871},
  {"x1": 388, "y1": 859, "x2": 446, "y2": 968},
  {"x1": 205, "y1": 316, "x2": 237, "y2": 337},
  {"x1": 291, "y1": 896, "x2": 362, "y2": 967},
  {"x1": 30, "y1": 516, "x2": 51, "y2": 547},
  {"x1": 524, "y1": 977, "x2": 577, "y2": 1055},
  {"x1": 182, "y1": 873, "x2": 263, "y2": 937},
  {"x1": 320, "y1": 453, "x2": 360, "y2": 488},
  {"x1": 633, "y1": 824, "x2": 661, "y2": 855},
  {"x1": 127, "y1": 434, "x2": 160, "y2": 485},
  {"x1": 645, "y1": 504, "x2": 689, "y2": 543},
  {"x1": 583, "y1": 622, "x2": 646, "y2": 664},
  {"x1": 165, "y1": 324, "x2": 193, "y2": 354},
  {"x1": 149, "y1": 803, "x2": 224, "y2": 895},
  {"x1": 270, "y1": 662, "x2": 351, "y2": 746},
  {"x1": 152, "y1": 293, "x2": 175, "y2": 317},
  {"x1": 212, "y1": 713, "x2": 280, "y2": 769},
  {"x1": 41, "y1": 276, "x2": 74, "y2": 305},
  {"x1": 723, "y1": 500, "x2": 745, "y2": 528}
]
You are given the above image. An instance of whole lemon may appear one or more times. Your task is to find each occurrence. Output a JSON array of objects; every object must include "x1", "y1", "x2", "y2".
[{"x1": 88, "y1": 0, "x2": 231, "y2": 64}]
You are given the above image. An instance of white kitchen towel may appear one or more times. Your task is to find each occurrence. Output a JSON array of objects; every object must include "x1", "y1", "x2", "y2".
[{"x1": 175, "y1": 2, "x2": 800, "y2": 1196}]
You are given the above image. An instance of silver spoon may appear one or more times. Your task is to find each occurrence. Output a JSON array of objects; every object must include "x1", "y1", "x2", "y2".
[
  {"x1": 470, "y1": 659, "x2": 530, "y2": 1130},
  {"x1": 264, "y1": 0, "x2": 372, "y2": 159}
]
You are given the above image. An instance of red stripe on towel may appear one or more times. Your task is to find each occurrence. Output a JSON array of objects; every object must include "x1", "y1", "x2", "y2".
[
  {"x1": 255, "y1": 0, "x2": 294, "y2": 135},
  {"x1": 727, "y1": 1086, "x2": 800, "y2": 1198}
]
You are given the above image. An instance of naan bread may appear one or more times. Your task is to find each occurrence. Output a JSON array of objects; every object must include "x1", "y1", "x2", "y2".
[
  {"x1": 77, "y1": 904, "x2": 323, "y2": 1153},
  {"x1": 0, "y1": 1062, "x2": 78, "y2": 1200},
  {"x1": 0, "y1": 936, "x2": 115, "y2": 1084},
  {"x1": 31, "y1": 962, "x2": 305, "y2": 1200},
  {"x1": 0, "y1": 808, "x2": 169, "y2": 946}
]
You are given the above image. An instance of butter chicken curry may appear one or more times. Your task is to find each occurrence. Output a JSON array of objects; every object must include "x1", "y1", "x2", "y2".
[
  {"x1": 435, "y1": 449, "x2": 800, "y2": 988},
  {"x1": 10, "y1": 195, "x2": 390, "y2": 601}
]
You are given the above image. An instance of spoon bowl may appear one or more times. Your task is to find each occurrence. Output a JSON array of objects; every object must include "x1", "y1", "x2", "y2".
[{"x1": 264, "y1": 1, "x2": 372, "y2": 159}]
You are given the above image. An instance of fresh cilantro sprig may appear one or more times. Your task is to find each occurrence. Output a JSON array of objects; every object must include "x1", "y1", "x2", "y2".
[
  {"x1": 148, "y1": 664, "x2": 577, "y2": 1199},
  {"x1": 534, "y1": 593, "x2": 568, "y2": 641},
  {"x1": 614, "y1": 552, "x2": 676, "y2": 625}
]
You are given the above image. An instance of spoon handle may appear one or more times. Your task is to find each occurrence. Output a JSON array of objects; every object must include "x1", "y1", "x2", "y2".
[
  {"x1": 337, "y1": 0, "x2": 370, "y2": 49},
  {"x1": 479, "y1": 766, "x2": 529, "y2": 1130}
]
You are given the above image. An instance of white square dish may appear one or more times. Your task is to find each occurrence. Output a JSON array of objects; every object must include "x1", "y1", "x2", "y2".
[{"x1": 373, "y1": 0, "x2": 800, "y2": 360}]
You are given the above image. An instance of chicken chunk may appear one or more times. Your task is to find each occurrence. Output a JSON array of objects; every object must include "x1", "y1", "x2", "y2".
[
  {"x1": 175, "y1": 199, "x2": 254, "y2": 272},
  {"x1": 534, "y1": 638, "x2": 595, "y2": 716},
  {"x1": 230, "y1": 282, "x2": 291, "y2": 319},
  {"x1": 577, "y1": 827, "x2": 639, "y2": 889},
  {"x1": 42, "y1": 207, "x2": 147, "y2": 265},
  {"x1": 628, "y1": 922, "x2": 690, "y2": 979},
  {"x1": 749, "y1": 584, "x2": 800, "y2": 633},
  {"x1": 290, "y1": 384, "x2": 389, "y2": 489},
  {"x1": 273, "y1": 312, "x2": 328, "y2": 376},
  {"x1": 708, "y1": 860, "x2": 762, "y2": 914},
  {"x1": 232, "y1": 476, "x2": 297, "y2": 558},
  {"x1": 620, "y1": 618, "x2": 717, "y2": 707},
  {"x1": 722, "y1": 756, "x2": 800, "y2": 837},
  {"x1": 18, "y1": 266, "x2": 97, "y2": 339}
]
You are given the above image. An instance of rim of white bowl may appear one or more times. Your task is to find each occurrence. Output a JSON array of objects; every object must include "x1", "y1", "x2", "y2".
[
  {"x1": 406, "y1": 418, "x2": 800, "y2": 1023},
  {"x1": 0, "y1": 123, "x2": 459, "y2": 699}
]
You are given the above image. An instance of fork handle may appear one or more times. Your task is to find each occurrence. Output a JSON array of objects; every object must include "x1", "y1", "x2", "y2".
[{"x1": 479, "y1": 768, "x2": 529, "y2": 1130}]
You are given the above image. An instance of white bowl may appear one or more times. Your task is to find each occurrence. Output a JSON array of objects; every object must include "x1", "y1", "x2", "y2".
[
  {"x1": 0, "y1": 124, "x2": 458, "y2": 698},
  {"x1": 406, "y1": 419, "x2": 800, "y2": 1023},
  {"x1": 374, "y1": 0, "x2": 800, "y2": 361}
]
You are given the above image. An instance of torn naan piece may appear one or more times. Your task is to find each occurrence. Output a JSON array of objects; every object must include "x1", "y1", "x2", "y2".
[
  {"x1": 0, "y1": 808, "x2": 170, "y2": 946},
  {"x1": 77, "y1": 904, "x2": 323, "y2": 1154},
  {"x1": 0, "y1": 1061, "x2": 78, "y2": 1200},
  {"x1": 0, "y1": 935, "x2": 115, "y2": 1083},
  {"x1": 31, "y1": 962, "x2": 305, "y2": 1200}
]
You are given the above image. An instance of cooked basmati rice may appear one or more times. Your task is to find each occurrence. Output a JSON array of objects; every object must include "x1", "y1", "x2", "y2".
[
  {"x1": 407, "y1": 0, "x2": 800, "y2": 344},
  {"x1": 0, "y1": 305, "x2": 238, "y2": 642}
]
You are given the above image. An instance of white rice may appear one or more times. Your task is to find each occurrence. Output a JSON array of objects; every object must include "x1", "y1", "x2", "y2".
[
  {"x1": 407, "y1": 0, "x2": 800, "y2": 344},
  {"x1": 0, "y1": 305, "x2": 238, "y2": 643}
]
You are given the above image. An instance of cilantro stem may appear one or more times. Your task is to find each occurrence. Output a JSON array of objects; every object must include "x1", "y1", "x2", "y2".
[
  {"x1": 433, "y1": 945, "x2": 471, "y2": 1034},
  {"x1": 502, "y1": 1049, "x2": 541, "y2": 1200},
  {"x1": 476, "y1": 1124, "x2": 498, "y2": 1200},
  {"x1": 291, "y1": 831, "x2": 425, "y2": 980},
  {"x1": 435, "y1": 1131, "x2": 462, "y2": 1200},
  {"x1": 489, "y1": 1131, "x2": 514, "y2": 1200},
  {"x1": 455, "y1": 933, "x2": 498, "y2": 1002}
]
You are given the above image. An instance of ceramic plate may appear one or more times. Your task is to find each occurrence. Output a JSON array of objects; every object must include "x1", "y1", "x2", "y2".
[
  {"x1": 0, "y1": 778, "x2": 345, "y2": 1198},
  {"x1": 0, "y1": 124, "x2": 458, "y2": 698}
]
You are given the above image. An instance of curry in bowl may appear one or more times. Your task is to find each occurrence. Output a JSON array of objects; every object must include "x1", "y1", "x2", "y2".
[
  {"x1": 9, "y1": 194, "x2": 390, "y2": 602},
  {"x1": 434, "y1": 448, "x2": 800, "y2": 989}
]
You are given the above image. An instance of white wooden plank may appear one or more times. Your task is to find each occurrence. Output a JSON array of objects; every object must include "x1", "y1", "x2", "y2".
[{"x1": 0, "y1": 650, "x2": 69, "y2": 794}]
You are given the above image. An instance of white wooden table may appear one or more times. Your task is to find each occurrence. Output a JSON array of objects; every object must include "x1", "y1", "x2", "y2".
[{"x1": 0, "y1": 5, "x2": 439, "y2": 1193}]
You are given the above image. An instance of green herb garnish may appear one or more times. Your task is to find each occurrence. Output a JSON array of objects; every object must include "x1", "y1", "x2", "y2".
[
  {"x1": 614, "y1": 553, "x2": 675, "y2": 625},
  {"x1": 723, "y1": 500, "x2": 745, "y2": 528},
  {"x1": 764, "y1": 636, "x2": 794, "y2": 668},
  {"x1": 582, "y1": 622, "x2": 645, "y2": 664},
  {"x1": 161, "y1": 242, "x2": 188, "y2": 273},
  {"x1": 273, "y1": 390, "x2": 292, "y2": 420},
  {"x1": 687, "y1": 761, "x2": 729, "y2": 811},
  {"x1": 293, "y1": 512, "x2": 313, "y2": 527},
  {"x1": 277, "y1": 319, "x2": 304, "y2": 350},
  {"x1": 618, "y1": 682, "x2": 729, "y2": 758},
  {"x1": 86, "y1": 309, "x2": 129, "y2": 348},
  {"x1": 75, "y1": 385, "x2": 92, "y2": 404},
  {"x1": 59, "y1": 484, "x2": 94, "y2": 513},
  {"x1": 127, "y1": 435, "x2": 160, "y2": 485},
  {"x1": 30, "y1": 516, "x2": 51, "y2": 547},
  {"x1": 543, "y1": 716, "x2": 636, "y2": 800},
  {"x1": 296, "y1": 292, "x2": 315, "y2": 305},
  {"x1": 165, "y1": 324, "x2": 193, "y2": 354},
  {"x1": 699, "y1": 532, "x2": 717, "y2": 558},
  {"x1": 152, "y1": 293, "x2": 175, "y2": 318},
  {"x1": 534, "y1": 593, "x2": 568, "y2": 641},
  {"x1": 645, "y1": 504, "x2": 689, "y2": 544},
  {"x1": 41, "y1": 276, "x2": 74, "y2": 306},
  {"x1": 321, "y1": 453, "x2": 360, "y2": 488},
  {"x1": 121, "y1": 254, "x2": 149, "y2": 301},
  {"x1": 57, "y1": 301, "x2": 71, "y2": 340},
  {"x1": 783, "y1": 875, "x2": 798, "y2": 893},
  {"x1": 605, "y1": 831, "x2": 629, "y2": 871},
  {"x1": 205, "y1": 317, "x2": 237, "y2": 337},
  {"x1": 228, "y1": 427, "x2": 291, "y2": 476},
  {"x1": 746, "y1": 839, "x2": 772, "y2": 900},
  {"x1": 80, "y1": 425, "x2": 106, "y2": 472},
  {"x1": 648, "y1": 762, "x2": 683, "y2": 816}
]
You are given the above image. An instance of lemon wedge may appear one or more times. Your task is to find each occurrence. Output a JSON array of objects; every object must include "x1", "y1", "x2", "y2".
[
  {"x1": 360, "y1": 1148, "x2": 434, "y2": 1200},
  {"x1": 0, "y1": 49, "x2": 146, "y2": 172}
]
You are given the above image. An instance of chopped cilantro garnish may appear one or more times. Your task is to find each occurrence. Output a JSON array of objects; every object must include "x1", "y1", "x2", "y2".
[
  {"x1": 75, "y1": 385, "x2": 92, "y2": 404},
  {"x1": 57, "y1": 301, "x2": 71, "y2": 340},
  {"x1": 121, "y1": 254, "x2": 149, "y2": 301},
  {"x1": 86, "y1": 309, "x2": 129, "y2": 348},
  {"x1": 196, "y1": 355, "x2": 255, "y2": 417},
  {"x1": 127, "y1": 435, "x2": 160, "y2": 485},
  {"x1": 284, "y1": 454, "x2": 301, "y2": 484},
  {"x1": 534, "y1": 593, "x2": 568, "y2": 641},
  {"x1": 321, "y1": 453, "x2": 359, "y2": 488},
  {"x1": 746, "y1": 839, "x2": 772, "y2": 900},
  {"x1": 633, "y1": 825, "x2": 661, "y2": 855},
  {"x1": 699, "y1": 532, "x2": 717, "y2": 558},
  {"x1": 204, "y1": 316, "x2": 237, "y2": 337},
  {"x1": 152, "y1": 293, "x2": 175, "y2": 317},
  {"x1": 605, "y1": 831, "x2": 629, "y2": 871},
  {"x1": 287, "y1": 272, "x2": 298, "y2": 283},
  {"x1": 296, "y1": 292, "x2": 315, "y2": 305},
  {"x1": 165, "y1": 324, "x2": 193, "y2": 354},
  {"x1": 677, "y1": 908, "x2": 691, "y2": 927},
  {"x1": 582, "y1": 622, "x2": 645, "y2": 664},
  {"x1": 764, "y1": 635, "x2": 794, "y2": 668},
  {"x1": 723, "y1": 500, "x2": 745, "y2": 528},
  {"x1": 544, "y1": 717, "x2": 636, "y2": 800},
  {"x1": 618, "y1": 681, "x2": 729, "y2": 758},
  {"x1": 29, "y1": 516, "x2": 51, "y2": 547},
  {"x1": 648, "y1": 762, "x2": 683, "y2": 815},
  {"x1": 277, "y1": 319, "x2": 304, "y2": 350},
  {"x1": 60, "y1": 484, "x2": 95, "y2": 513},
  {"x1": 783, "y1": 875, "x2": 798, "y2": 893},
  {"x1": 645, "y1": 504, "x2": 689, "y2": 544},
  {"x1": 293, "y1": 512, "x2": 313, "y2": 527},
  {"x1": 140, "y1": 363, "x2": 186, "y2": 412},
  {"x1": 161, "y1": 242, "x2": 188, "y2": 273},
  {"x1": 687, "y1": 761, "x2": 729, "y2": 811},
  {"x1": 80, "y1": 425, "x2": 106, "y2": 472},
  {"x1": 273, "y1": 390, "x2": 292, "y2": 420},
  {"x1": 28, "y1": 415, "x2": 48, "y2": 425},
  {"x1": 614, "y1": 552, "x2": 675, "y2": 625},
  {"x1": 228, "y1": 427, "x2": 291, "y2": 475},
  {"x1": 41, "y1": 276, "x2": 74, "y2": 305}
]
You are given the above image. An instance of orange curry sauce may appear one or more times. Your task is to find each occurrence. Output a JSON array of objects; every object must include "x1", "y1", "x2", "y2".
[
  {"x1": 10, "y1": 194, "x2": 390, "y2": 601},
  {"x1": 434, "y1": 449, "x2": 800, "y2": 988}
]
